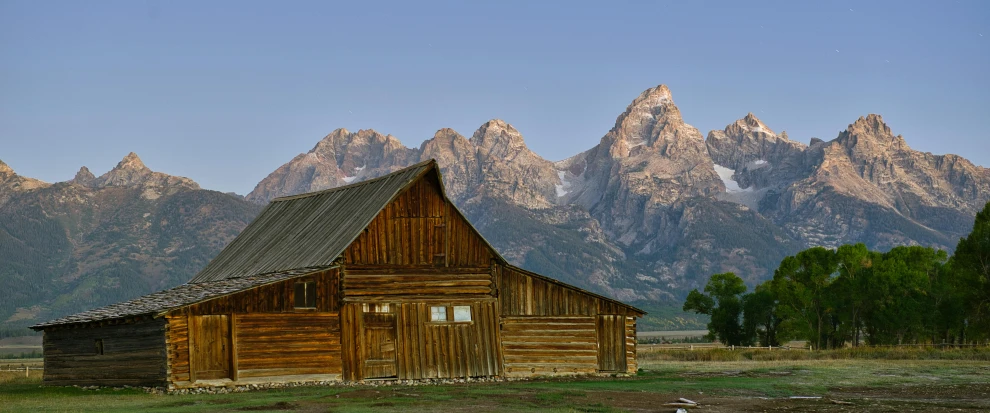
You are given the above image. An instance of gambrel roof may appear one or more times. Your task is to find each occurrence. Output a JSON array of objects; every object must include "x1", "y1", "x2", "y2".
[{"x1": 34, "y1": 159, "x2": 642, "y2": 329}]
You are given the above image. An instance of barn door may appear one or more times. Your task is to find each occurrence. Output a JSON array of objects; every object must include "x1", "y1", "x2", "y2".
[
  {"x1": 596, "y1": 315, "x2": 627, "y2": 372},
  {"x1": 363, "y1": 311, "x2": 398, "y2": 378},
  {"x1": 190, "y1": 315, "x2": 232, "y2": 380}
]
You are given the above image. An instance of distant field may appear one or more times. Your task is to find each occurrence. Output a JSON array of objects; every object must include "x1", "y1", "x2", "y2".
[
  {"x1": 637, "y1": 330, "x2": 708, "y2": 339},
  {"x1": 2, "y1": 357, "x2": 988, "y2": 412}
]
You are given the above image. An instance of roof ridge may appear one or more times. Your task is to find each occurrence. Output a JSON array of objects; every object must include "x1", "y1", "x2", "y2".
[{"x1": 271, "y1": 159, "x2": 437, "y2": 203}]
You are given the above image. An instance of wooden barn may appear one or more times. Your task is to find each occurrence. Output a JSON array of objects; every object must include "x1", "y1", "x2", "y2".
[{"x1": 31, "y1": 160, "x2": 644, "y2": 388}]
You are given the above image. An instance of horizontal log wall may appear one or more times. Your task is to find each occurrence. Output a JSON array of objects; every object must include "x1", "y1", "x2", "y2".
[
  {"x1": 235, "y1": 313, "x2": 341, "y2": 378},
  {"x1": 165, "y1": 314, "x2": 191, "y2": 383},
  {"x1": 43, "y1": 318, "x2": 167, "y2": 387},
  {"x1": 343, "y1": 266, "x2": 494, "y2": 299},
  {"x1": 343, "y1": 174, "x2": 492, "y2": 268},
  {"x1": 500, "y1": 316, "x2": 598, "y2": 377},
  {"x1": 625, "y1": 316, "x2": 637, "y2": 374}
]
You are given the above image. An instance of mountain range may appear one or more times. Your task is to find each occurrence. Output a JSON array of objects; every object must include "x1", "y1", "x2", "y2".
[{"x1": 2, "y1": 84, "x2": 987, "y2": 330}]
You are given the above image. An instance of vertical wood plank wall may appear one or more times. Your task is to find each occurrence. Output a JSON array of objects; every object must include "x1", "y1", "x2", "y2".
[
  {"x1": 340, "y1": 300, "x2": 501, "y2": 381},
  {"x1": 165, "y1": 269, "x2": 341, "y2": 384},
  {"x1": 43, "y1": 318, "x2": 167, "y2": 386},
  {"x1": 343, "y1": 174, "x2": 492, "y2": 268}
]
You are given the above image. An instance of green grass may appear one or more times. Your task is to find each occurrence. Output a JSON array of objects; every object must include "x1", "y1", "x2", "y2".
[
  {"x1": 2, "y1": 358, "x2": 988, "y2": 412},
  {"x1": 639, "y1": 346, "x2": 990, "y2": 362}
]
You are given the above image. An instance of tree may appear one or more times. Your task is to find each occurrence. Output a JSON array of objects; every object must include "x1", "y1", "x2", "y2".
[
  {"x1": 952, "y1": 202, "x2": 990, "y2": 341},
  {"x1": 771, "y1": 247, "x2": 838, "y2": 349},
  {"x1": 743, "y1": 282, "x2": 784, "y2": 346},
  {"x1": 832, "y1": 243, "x2": 873, "y2": 346},
  {"x1": 684, "y1": 272, "x2": 749, "y2": 345}
]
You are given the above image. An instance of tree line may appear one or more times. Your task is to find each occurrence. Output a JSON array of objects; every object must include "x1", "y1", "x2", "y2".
[{"x1": 684, "y1": 203, "x2": 990, "y2": 349}]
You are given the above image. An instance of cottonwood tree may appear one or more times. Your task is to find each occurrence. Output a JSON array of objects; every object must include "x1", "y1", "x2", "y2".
[
  {"x1": 683, "y1": 272, "x2": 749, "y2": 346},
  {"x1": 953, "y1": 202, "x2": 990, "y2": 341}
]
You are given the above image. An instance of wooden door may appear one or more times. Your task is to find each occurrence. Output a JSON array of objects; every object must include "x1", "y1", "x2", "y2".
[
  {"x1": 596, "y1": 315, "x2": 626, "y2": 372},
  {"x1": 363, "y1": 312, "x2": 398, "y2": 378},
  {"x1": 190, "y1": 315, "x2": 232, "y2": 380}
]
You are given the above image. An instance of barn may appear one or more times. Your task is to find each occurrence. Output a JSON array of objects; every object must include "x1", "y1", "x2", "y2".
[{"x1": 31, "y1": 159, "x2": 644, "y2": 388}]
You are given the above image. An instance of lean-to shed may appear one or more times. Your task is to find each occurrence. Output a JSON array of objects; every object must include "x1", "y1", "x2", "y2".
[{"x1": 31, "y1": 160, "x2": 645, "y2": 387}]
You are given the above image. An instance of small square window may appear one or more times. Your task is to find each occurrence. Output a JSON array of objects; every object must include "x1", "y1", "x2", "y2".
[
  {"x1": 453, "y1": 306, "x2": 472, "y2": 322},
  {"x1": 430, "y1": 306, "x2": 447, "y2": 322},
  {"x1": 294, "y1": 281, "x2": 316, "y2": 308}
]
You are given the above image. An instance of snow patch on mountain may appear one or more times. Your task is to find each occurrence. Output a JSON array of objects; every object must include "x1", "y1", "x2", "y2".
[
  {"x1": 555, "y1": 170, "x2": 571, "y2": 197},
  {"x1": 713, "y1": 164, "x2": 750, "y2": 193}
]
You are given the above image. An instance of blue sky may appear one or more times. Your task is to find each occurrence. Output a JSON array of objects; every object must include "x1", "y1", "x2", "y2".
[{"x1": 1, "y1": 0, "x2": 987, "y2": 194}]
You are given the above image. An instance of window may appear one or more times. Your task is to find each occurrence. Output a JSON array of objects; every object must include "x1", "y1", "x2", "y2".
[
  {"x1": 95, "y1": 339, "x2": 104, "y2": 355},
  {"x1": 294, "y1": 280, "x2": 316, "y2": 309},
  {"x1": 430, "y1": 305, "x2": 472, "y2": 323},
  {"x1": 453, "y1": 306, "x2": 472, "y2": 322},
  {"x1": 430, "y1": 306, "x2": 447, "y2": 322}
]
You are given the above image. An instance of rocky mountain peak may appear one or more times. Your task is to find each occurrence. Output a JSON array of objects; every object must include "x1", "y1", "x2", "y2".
[
  {"x1": 470, "y1": 119, "x2": 531, "y2": 160},
  {"x1": 0, "y1": 159, "x2": 51, "y2": 205},
  {"x1": 0, "y1": 159, "x2": 13, "y2": 175},
  {"x1": 848, "y1": 114, "x2": 893, "y2": 138},
  {"x1": 72, "y1": 166, "x2": 96, "y2": 186},
  {"x1": 116, "y1": 152, "x2": 149, "y2": 171},
  {"x1": 94, "y1": 152, "x2": 199, "y2": 193}
]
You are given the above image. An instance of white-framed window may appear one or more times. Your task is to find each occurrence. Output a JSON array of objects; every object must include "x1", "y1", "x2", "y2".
[
  {"x1": 430, "y1": 306, "x2": 447, "y2": 322},
  {"x1": 453, "y1": 306, "x2": 472, "y2": 322}
]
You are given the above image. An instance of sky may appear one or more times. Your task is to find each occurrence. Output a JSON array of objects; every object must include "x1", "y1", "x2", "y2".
[{"x1": 1, "y1": 0, "x2": 987, "y2": 195}]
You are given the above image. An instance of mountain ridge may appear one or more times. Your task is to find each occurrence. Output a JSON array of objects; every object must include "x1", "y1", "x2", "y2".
[{"x1": 2, "y1": 84, "x2": 987, "y2": 330}]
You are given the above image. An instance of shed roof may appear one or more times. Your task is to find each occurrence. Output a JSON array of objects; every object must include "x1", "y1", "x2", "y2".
[{"x1": 31, "y1": 267, "x2": 333, "y2": 329}]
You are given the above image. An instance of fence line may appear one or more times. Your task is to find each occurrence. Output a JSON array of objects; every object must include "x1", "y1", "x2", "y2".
[{"x1": 638, "y1": 342, "x2": 989, "y2": 352}]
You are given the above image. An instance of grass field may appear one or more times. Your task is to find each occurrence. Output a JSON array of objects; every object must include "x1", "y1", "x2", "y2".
[{"x1": 1, "y1": 356, "x2": 988, "y2": 412}]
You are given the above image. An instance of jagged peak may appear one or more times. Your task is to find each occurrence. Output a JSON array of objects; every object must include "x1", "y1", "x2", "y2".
[
  {"x1": 0, "y1": 159, "x2": 12, "y2": 174},
  {"x1": 114, "y1": 152, "x2": 149, "y2": 171},
  {"x1": 73, "y1": 166, "x2": 96, "y2": 185},
  {"x1": 626, "y1": 84, "x2": 675, "y2": 112},
  {"x1": 432, "y1": 128, "x2": 466, "y2": 140},
  {"x1": 732, "y1": 113, "x2": 776, "y2": 136},
  {"x1": 847, "y1": 114, "x2": 894, "y2": 138},
  {"x1": 470, "y1": 119, "x2": 529, "y2": 154}
]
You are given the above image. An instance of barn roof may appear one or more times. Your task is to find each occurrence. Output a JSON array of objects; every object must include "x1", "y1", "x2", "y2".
[
  {"x1": 190, "y1": 160, "x2": 460, "y2": 283},
  {"x1": 31, "y1": 267, "x2": 333, "y2": 329}
]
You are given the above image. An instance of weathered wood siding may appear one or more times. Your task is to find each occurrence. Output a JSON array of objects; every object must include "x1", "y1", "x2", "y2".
[
  {"x1": 235, "y1": 313, "x2": 342, "y2": 378},
  {"x1": 596, "y1": 315, "x2": 627, "y2": 372},
  {"x1": 496, "y1": 267, "x2": 597, "y2": 316},
  {"x1": 625, "y1": 316, "x2": 637, "y2": 374},
  {"x1": 43, "y1": 318, "x2": 167, "y2": 387},
  {"x1": 500, "y1": 316, "x2": 598, "y2": 377},
  {"x1": 340, "y1": 301, "x2": 501, "y2": 380},
  {"x1": 343, "y1": 175, "x2": 492, "y2": 268},
  {"x1": 496, "y1": 266, "x2": 640, "y2": 375},
  {"x1": 165, "y1": 269, "x2": 342, "y2": 384},
  {"x1": 342, "y1": 266, "x2": 494, "y2": 301}
]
